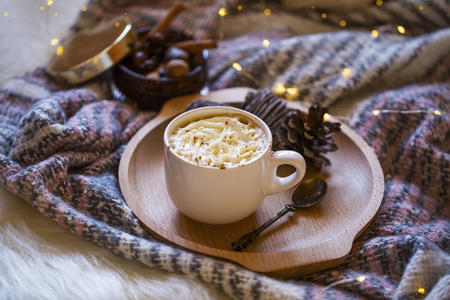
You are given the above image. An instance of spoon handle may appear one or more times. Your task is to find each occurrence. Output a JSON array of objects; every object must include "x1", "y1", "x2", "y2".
[{"x1": 231, "y1": 204, "x2": 295, "y2": 251}]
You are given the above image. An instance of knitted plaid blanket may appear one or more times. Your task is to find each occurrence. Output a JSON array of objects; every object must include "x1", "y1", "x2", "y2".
[{"x1": 1, "y1": 0, "x2": 449, "y2": 299}]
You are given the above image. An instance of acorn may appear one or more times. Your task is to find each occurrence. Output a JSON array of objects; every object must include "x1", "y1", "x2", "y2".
[
  {"x1": 166, "y1": 59, "x2": 189, "y2": 78},
  {"x1": 164, "y1": 46, "x2": 190, "y2": 64}
]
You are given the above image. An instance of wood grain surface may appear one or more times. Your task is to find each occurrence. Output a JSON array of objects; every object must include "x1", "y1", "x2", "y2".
[{"x1": 118, "y1": 87, "x2": 384, "y2": 278}]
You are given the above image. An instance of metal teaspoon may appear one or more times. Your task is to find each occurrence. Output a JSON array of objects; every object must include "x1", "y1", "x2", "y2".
[{"x1": 231, "y1": 178, "x2": 328, "y2": 251}]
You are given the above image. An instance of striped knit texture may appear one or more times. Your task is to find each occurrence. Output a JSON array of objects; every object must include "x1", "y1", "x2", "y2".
[{"x1": 1, "y1": 1, "x2": 449, "y2": 299}]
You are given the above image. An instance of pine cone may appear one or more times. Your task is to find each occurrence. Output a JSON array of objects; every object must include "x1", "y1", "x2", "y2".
[{"x1": 273, "y1": 105, "x2": 341, "y2": 168}]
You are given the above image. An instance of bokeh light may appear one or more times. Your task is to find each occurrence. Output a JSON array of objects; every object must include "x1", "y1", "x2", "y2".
[
  {"x1": 286, "y1": 87, "x2": 298, "y2": 98},
  {"x1": 218, "y1": 7, "x2": 227, "y2": 17},
  {"x1": 273, "y1": 83, "x2": 286, "y2": 95},
  {"x1": 342, "y1": 68, "x2": 352, "y2": 77},
  {"x1": 232, "y1": 63, "x2": 242, "y2": 71}
]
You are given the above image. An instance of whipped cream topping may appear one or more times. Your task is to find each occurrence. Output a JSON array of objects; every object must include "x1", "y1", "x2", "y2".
[{"x1": 169, "y1": 114, "x2": 268, "y2": 168}]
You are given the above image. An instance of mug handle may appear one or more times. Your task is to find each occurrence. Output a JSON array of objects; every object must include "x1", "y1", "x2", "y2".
[{"x1": 265, "y1": 150, "x2": 306, "y2": 195}]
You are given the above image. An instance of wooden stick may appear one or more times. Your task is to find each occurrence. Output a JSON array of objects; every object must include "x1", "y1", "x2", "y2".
[
  {"x1": 172, "y1": 39, "x2": 217, "y2": 53},
  {"x1": 147, "y1": 2, "x2": 185, "y2": 37}
]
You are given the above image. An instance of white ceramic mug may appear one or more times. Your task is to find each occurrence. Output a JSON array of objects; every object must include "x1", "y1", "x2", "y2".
[{"x1": 163, "y1": 106, "x2": 306, "y2": 224}]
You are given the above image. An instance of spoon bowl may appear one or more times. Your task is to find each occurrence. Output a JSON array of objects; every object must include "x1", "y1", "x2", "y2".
[{"x1": 292, "y1": 178, "x2": 327, "y2": 208}]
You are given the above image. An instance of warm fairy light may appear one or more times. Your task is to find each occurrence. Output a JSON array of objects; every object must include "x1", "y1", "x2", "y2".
[
  {"x1": 262, "y1": 39, "x2": 270, "y2": 48},
  {"x1": 264, "y1": 8, "x2": 271, "y2": 16},
  {"x1": 218, "y1": 7, "x2": 227, "y2": 17},
  {"x1": 47, "y1": 0, "x2": 53, "y2": 6},
  {"x1": 54, "y1": 12, "x2": 58, "y2": 16},
  {"x1": 398, "y1": 26, "x2": 406, "y2": 34},
  {"x1": 237, "y1": 5, "x2": 243, "y2": 10},
  {"x1": 419, "y1": 6, "x2": 423, "y2": 10},
  {"x1": 376, "y1": 0, "x2": 383, "y2": 6},
  {"x1": 232, "y1": 63, "x2": 242, "y2": 71},
  {"x1": 322, "y1": 13, "x2": 327, "y2": 19},
  {"x1": 40, "y1": 6, "x2": 45, "y2": 11},
  {"x1": 342, "y1": 68, "x2": 352, "y2": 77},
  {"x1": 356, "y1": 276, "x2": 366, "y2": 282},
  {"x1": 56, "y1": 46, "x2": 63, "y2": 56},
  {"x1": 417, "y1": 288, "x2": 425, "y2": 294},
  {"x1": 115, "y1": 22, "x2": 120, "y2": 27},
  {"x1": 273, "y1": 83, "x2": 286, "y2": 95},
  {"x1": 81, "y1": 6, "x2": 87, "y2": 12},
  {"x1": 340, "y1": 20, "x2": 347, "y2": 27},
  {"x1": 323, "y1": 113, "x2": 331, "y2": 121},
  {"x1": 434, "y1": 110, "x2": 441, "y2": 115},
  {"x1": 50, "y1": 38, "x2": 59, "y2": 46},
  {"x1": 3, "y1": 12, "x2": 8, "y2": 17},
  {"x1": 372, "y1": 30, "x2": 379, "y2": 38},
  {"x1": 373, "y1": 110, "x2": 381, "y2": 116},
  {"x1": 286, "y1": 87, "x2": 298, "y2": 98}
]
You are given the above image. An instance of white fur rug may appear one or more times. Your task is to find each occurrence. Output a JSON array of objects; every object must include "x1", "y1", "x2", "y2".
[{"x1": 0, "y1": 1, "x2": 229, "y2": 299}]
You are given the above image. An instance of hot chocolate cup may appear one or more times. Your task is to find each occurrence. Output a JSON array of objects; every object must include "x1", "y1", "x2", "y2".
[{"x1": 163, "y1": 106, "x2": 306, "y2": 224}]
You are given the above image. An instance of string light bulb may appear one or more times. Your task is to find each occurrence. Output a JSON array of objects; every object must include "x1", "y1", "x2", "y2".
[
  {"x1": 356, "y1": 276, "x2": 366, "y2": 282},
  {"x1": 286, "y1": 87, "x2": 298, "y2": 98},
  {"x1": 218, "y1": 7, "x2": 227, "y2": 17},
  {"x1": 262, "y1": 39, "x2": 270, "y2": 48},
  {"x1": 50, "y1": 38, "x2": 58, "y2": 46},
  {"x1": 56, "y1": 46, "x2": 63, "y2": 56},
  {"x1": 417, "y1": 288, "x2": 425, "y2": 294},
  {"x1": 81, "y1": 6, "x2": 87, "y2": 12},
  {"x1": 273, "y1": 83, "x2": 286, "y2": 95},
  {"x1": 397, "y1": 26, "x2": 406, "y2": 34},
  {"x1": 323, "y1": 113, "x2": 331, "y2": 121},
  {"x1": 264, "y1": 8, "x2": 271, "y2": 16},
  {"x1": 372, "y1": 110, "x2": 381, "y2": 116},
  {"x1": 372, "y1": 30, "x2": 379, "y2": 38},
  {"x1": 232, "y1": 63, "x2": 242, "y2": 71},
  {"x1": 342, "y1": 68, "x2": 352, "y2": 77}
]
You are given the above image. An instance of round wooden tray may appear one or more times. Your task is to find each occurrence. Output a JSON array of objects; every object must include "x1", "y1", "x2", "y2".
[{"x1": 119, "y1": 87, "x2": 384, "y2": 278}]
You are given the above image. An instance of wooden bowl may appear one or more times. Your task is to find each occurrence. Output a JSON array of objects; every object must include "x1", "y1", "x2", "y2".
[{"x1": 112, "y1": 27, "x2": 207, "y2": 111}]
